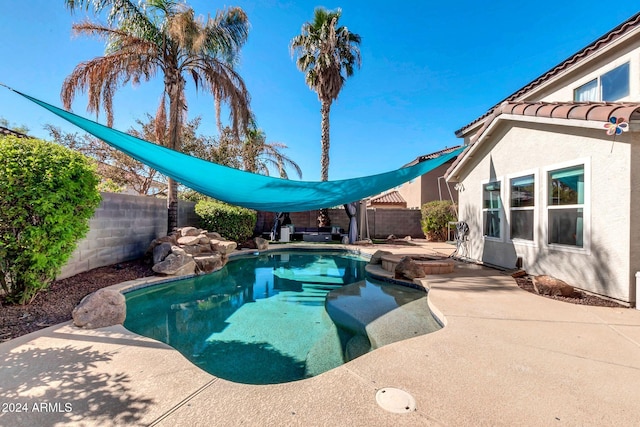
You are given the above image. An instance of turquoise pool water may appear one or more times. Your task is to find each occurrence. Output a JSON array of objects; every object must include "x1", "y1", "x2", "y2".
[{"x1": 124, "y1": 250, "x2": 441, "y2": 384}]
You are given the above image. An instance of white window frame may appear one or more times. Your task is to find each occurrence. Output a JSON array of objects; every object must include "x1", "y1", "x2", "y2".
[
  {"x1": 481, "y1": 177, "x2": 504, "y2": 242},
  {"x1": 573, "y1": 62, "x2": 630, "y2": 102},
  {"x1": 506, "y1": 169, "x2": 538, "y2": 246},
  {"x1": 543, "y1": 158, "x2": 591, "y2": 254}
]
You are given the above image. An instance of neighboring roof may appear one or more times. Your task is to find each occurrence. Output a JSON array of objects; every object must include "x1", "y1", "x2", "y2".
[
  {"x1": 0, "y1": 125, "x2": 31, "y2": 139},
  {"x1": 367, "y1": 190, "x2": 406, "y2": 206},
  {"x1": 403, "y1": 145, "x2": 464, "y2": 167},
  {"x1": 455, "y1": 11, "x2": 640, "y2": 137},
  {"x1": 446, "y1": 100, "x2": 640, "y2": 180}
]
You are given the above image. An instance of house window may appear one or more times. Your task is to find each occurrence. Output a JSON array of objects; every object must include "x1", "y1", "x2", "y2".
[
  {"x1": 602, "y1": 62, "x2": 629, "y2": 101},
  {"x1": 573, "y1": 63, "x2": 629, "y2": 102},
  {"x1": 548, "y1": 165, "x2": 584, "y2": 247},
  {"x1": 483, "y1": 181, "x2": 501, "y2": 238},
  {"x1": 510, "y1": 175, "x2": 534, "y2": 240},
  {"x1": 574, "y1": 79, "x2": 597, "y2": 101}
]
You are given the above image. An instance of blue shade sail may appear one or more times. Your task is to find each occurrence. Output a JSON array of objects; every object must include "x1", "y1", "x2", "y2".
[{"x1": 9, "y1": 89, "x2": 464, "y2": 212}]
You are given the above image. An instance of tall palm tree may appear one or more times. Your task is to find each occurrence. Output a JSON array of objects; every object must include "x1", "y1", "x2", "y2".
[
  {"x1": 62, "y1": 0, "x2": 251, "y2": 232},
  {"x1": 290, "y1": 7, "x2": 361, "y2": 226}
]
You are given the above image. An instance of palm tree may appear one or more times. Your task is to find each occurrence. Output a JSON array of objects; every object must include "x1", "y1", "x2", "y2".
[
  {"x1": 62, "y1": 0, "x2": 251, "y2": 232},
  {"x1": 290, "y1": 7, "x2": 361, "y2": 226},
  {"x1": 241, "y1": 125, "x2": 302, "y2": 179}
]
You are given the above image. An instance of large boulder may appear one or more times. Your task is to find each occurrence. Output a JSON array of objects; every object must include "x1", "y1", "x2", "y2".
[
  {"x1": 532, "y1": 275, "x2": 574, "y2": 297},
  {"x1": 181, "y1": 243, "x2": 211, "y2": 256},
  {"x1": 72, "y1": 289, "x2": 126, "y2": 329},
  {"x1": 171, "y1": 245, "x2": 187, "y2": 256},
  {"x1": 177, "y1": 235, "x2": 201, "y2": 246},
  {"x1": 146, "y1": 234, "x2": 178, "y2": 255},
  {"x1": 369, "y1": 250, "x2": 392, "y2": 265},
  {"x1": 394, "y1": 256, "x2": 426, "y2": 281},
  {"x1": 152, "y1": 253, "x2": 196, "y2": 276},
  {"x1": 181, "y1": 226, "x2": 200, "y2": 237},
  {"x1": 211, "y1": 240, "x2": 237, "y2": 255},
  {"x1": 153, "y1": 242, "x2": 173, "y2": 264},
  {"x1": 206, "y1": 231, "x2": 222, "y2": 239},
  {"x1": 194, "y1": 253, "x2": 223, "y2": 273},
  {"x1": 254, "y1": 237, "x2": 269, "y2": 251}
]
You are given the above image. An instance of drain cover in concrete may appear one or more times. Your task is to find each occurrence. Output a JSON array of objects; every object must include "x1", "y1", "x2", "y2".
[{"x1": 375, "y1": 388, "x2": 416, "y2": 413}]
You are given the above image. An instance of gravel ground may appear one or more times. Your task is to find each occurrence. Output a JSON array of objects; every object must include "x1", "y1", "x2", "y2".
[
  {"x1": 513, "y1": 276, "x2": 626, "y2": 307},
  {"x1": 0, "y1": 259, "x2": 154, "y2": 343},
  {"x1": 0, "y1": 259, "x2": 626, "y2": 343}
]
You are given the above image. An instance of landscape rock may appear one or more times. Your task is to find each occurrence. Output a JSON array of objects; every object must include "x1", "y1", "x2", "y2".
[
  {"x1": 171, "y1": 246, "x2": 187, "y2": 256},
  {"x1": 194, "y1": 253, "x2": 223, "y2": 273},
  {"x1": 532, "y1": 275, "x2": 574, "y2": 297},
  {"x1": 145, "y1": 234, "x2": 177, "y2": 255},
  {"x1": 181, "y1": 227, "x2": 200, "y2": 237},
  {"x1": 177, "y1": 235, "x2": 201, "y2": 246},
  {"x1": 153, "y1": 242, "x2": 173, "y2": 264},
  {"x1": 254, "y1": 237, "x2": 269, "y2": 251},
  {"x1": 72, "y1": 289, "x2": 126, "y2": 329},
  {"x1": 394, "y1": 256, "x2": 426, "y2": 280},
  {"x1": 369, "y1": 250, "x2": 392, "y2": 265},
  {"x1": 147, "y1": 227, "x2": 236, "y2": 276},
  {"x1": 181, "y1": 244, "x2": 211, "y2": 256},
  {"x1": 242, "y1": 239, "x2": 257, "y2": 249},
  {"x1": 152, "y1": 253, "x2": 196, "y2": 276},
  {"x1": 211, "y1": 240, "x2": 237, "y2": 254}
]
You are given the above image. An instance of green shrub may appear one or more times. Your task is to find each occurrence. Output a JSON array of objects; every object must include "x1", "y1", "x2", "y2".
[
  {"x1": 421, "y1": 200, "x2": 457, "y2": 241},
  {"x1": 180, "y1": 189, "x2": 212, "y2": 203},
  {"x1": 0, "y1": 136, "x2": 101, "y2": 304},
  {"x1": 195, "y1": 200, "x2": 256, "y2": 242}
]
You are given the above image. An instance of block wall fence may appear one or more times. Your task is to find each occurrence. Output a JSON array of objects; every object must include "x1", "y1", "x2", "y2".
[
  {"x1": 256, "y1": 208, "x2": 423, "y2": 240},
  {"x1": 58, "y1": 194, "x2": 424, "y2": 279},
  {"x1": 57, "y1": 193, "x2": 197, "y2": 279}
]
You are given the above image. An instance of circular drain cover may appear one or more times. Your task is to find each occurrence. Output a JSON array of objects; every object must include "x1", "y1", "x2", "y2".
[{"x1": 375, "y1": 388, "x2": 416, "y2": 413}]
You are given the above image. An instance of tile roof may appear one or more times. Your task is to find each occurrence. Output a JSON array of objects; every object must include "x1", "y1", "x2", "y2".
[
  {"x1": 368, "y1": 190, "x2": 406, "y2": 205},
  {"x1": 0, "y1": 126, "x2": 31, "y2": 139},
  {"x1": 446, "y1": 100, "x2": 640, "y2": 179},
  {"x1": 403, "y1": 145, "x2": 463, "y2": 167},
  {"x1": 455, "y1": 11, "x2": 640, "y2": 137}
]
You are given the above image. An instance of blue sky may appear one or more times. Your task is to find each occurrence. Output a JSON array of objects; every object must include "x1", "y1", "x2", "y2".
[{"x1": 1, "y1": 1, "x2": 639, "y2": 180}]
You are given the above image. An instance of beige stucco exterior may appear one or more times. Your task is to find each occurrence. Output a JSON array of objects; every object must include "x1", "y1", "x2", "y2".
[
  {"x1": 448, "y1": 15, "x2": 640, "y2": 305},
  {"x1": 397, "y1": 163, "x2": 458, "y2": 209},
  {"x1": 515, "y1": 32, "x2": 640, "y2": 104},
  {"x1": 452, "y1": 117, "x2": 638, "y2": 303}
]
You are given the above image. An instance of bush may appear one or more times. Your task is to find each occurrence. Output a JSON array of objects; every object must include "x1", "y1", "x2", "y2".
[
  {"x1": 0, "y1": 136, "x2": 101, "y2": 304},
  {"x1": 195, "y1": 200, "x2": 256, "y2": 242},
  {"x1": 421, "y1": 200, "x2": 457, "y2": 241}
]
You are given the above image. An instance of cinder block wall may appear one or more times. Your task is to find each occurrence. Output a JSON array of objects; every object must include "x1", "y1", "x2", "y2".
[
  {"x1": 256, "y1": 208, "x2": 423, "y2": 239},
  {"x1": 369, "y1": 208, "x2": 423, "y2": 238},
  {"x1": 57, "y1": 193, "x2": 197, "y2": 279}
]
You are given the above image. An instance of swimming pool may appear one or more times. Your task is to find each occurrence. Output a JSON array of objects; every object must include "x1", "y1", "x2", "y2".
[{"x1": 124, "y1": 250, "x2": 441, "y2": 384}]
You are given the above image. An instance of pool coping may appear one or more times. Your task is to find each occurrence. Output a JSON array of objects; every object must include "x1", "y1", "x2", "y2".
[{"x1": 3, "y1": 240, "x2": 640, "y2": 426}]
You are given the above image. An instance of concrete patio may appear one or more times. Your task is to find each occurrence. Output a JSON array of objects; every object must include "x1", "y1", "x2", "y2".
[{"x1": 1, "y1": 241, "x2": 639, "y2": 426}]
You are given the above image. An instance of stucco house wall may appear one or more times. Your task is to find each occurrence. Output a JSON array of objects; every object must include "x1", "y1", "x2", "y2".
[
  {"x1": 455, "y1": 120, "x2": 635, "y2": 303},
  {"x1": 397, "y1": 163, "x2": 457, "y2": 209}
]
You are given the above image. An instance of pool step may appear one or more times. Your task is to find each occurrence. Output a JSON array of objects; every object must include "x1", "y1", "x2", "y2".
[{"x1": 325, "y1": 280, "x2": 441, "y2": 361}]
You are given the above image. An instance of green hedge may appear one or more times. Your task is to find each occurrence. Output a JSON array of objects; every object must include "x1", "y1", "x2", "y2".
[
  {"x1": 421, "y1": 200, "x2": 457, "y2": 241},
  {"x1": 0, "y1": 136, "x2": 101, "y2": 304},
  {"x1": 195, "y1": 200, "x2": 256, "y2": 242}
]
